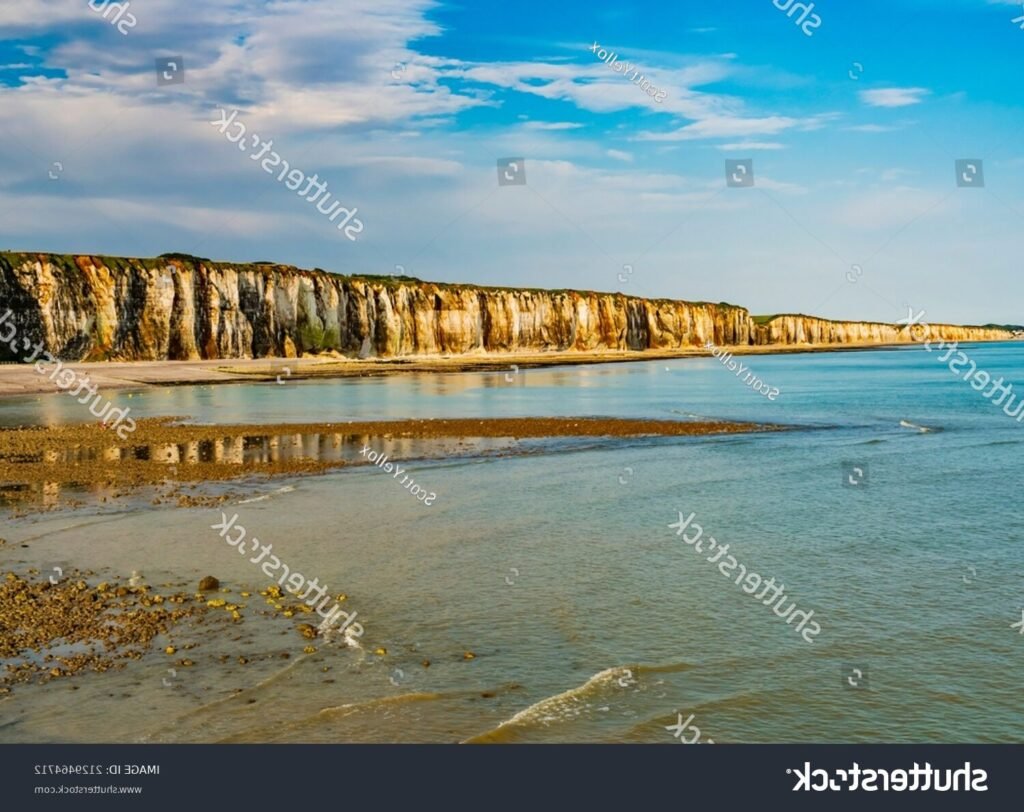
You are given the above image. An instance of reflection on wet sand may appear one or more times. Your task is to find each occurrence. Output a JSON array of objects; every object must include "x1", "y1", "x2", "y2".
[
  {"x1": 0, "y1": 415, "x2": 775, "y2": 510},
  {"x1": 2, "y1": 432, "x2": 510, "y2": 467},
  {"x1": 0, "y1": 432, "x2": 509, "y2": 510}
]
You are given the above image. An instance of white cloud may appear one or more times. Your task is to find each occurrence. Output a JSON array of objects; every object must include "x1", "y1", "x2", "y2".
[
  {"x1": 859, "y1": 87, "x2": 930, "y2": 108},
  {"x1": 455, "y1": 58, "x2": 735, "y2": 120},
  {"x1": 636, "y1": 115, "x2": 802, "y2": 142},
  {"x1": 0, "y1": 0, "x2": 86, "y2": 28},
  {"x1": 1, "y1": 0, "x2": 484, "y2": 134},
  {"x1": 521, "y1": 121, "x2": 584, "y2": 130},
  {"x1": 606, "y1": 149, "x2": 633, "y2": 162},
  {"x1": 717, "y1": 141, "x2": 785, "y2": 151},
  {"x1": 880, "y1": 168, "x2": 916, "y2": 182},
  {"x1": 353, "y1": 156, "x2": 463, "y2": 176}
]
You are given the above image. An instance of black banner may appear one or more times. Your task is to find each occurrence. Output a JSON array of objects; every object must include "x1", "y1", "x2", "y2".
[{"x1": 3, "y1": 744, "x2": 1022, "y2": 809}]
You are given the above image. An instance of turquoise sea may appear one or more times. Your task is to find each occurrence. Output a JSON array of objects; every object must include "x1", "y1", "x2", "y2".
[{"x1": 1, "y1": 343, "x2": 1023, "y2": 743}]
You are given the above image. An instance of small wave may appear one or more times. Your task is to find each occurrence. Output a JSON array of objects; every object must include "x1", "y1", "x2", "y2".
[
  {"x1": 668, "y1": 409, "x2": 709, "y2": 420},
  {"x1": 463, "y1": 665, "x2": 652, "y2": 743},
  {"x1": 237, "y1": 485, "x2": 296, "y2": 504},
  {"x1": 899, "y1": 420, "x2": 940, "y2": 433},
  {"x1": 318, "y1": 691, "x2": 446, "y2": 718}
]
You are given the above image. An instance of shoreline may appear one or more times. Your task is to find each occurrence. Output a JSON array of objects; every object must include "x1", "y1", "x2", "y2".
[{"x1": 0, "y1": 339, "x2": 1017, "y2": 399}]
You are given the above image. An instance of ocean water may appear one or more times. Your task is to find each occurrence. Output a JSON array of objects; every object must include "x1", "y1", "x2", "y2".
[{"x1": 2, "y1": 343, "x2": 1023, "y2": 743}]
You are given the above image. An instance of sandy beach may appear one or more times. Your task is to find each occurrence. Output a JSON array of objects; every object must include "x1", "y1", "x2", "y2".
[{"x1": 0, "y1": 342, "x2": 954, "y2": 399}]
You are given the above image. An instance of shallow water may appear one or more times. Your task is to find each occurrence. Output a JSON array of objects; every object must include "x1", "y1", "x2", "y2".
[{"x1": 2, "y1": 343, "x2": 1023, "y2": 742}]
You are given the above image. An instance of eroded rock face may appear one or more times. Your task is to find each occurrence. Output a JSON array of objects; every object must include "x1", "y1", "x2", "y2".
[{"x1": 0, "y1": 253, "x2": 1015, "y2": 361}]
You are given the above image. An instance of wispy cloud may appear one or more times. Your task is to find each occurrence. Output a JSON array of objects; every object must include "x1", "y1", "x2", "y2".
[
  {"x1": 716, "y1": 141, "x2": 785, "y2": 151},
  {"x1": 521, "y1": 121, "x2": 584, "y2": 130},
  {"x1": 636, "y1": 114, "x2": 830, "y2": 142},
  {"x1": 859, "y1": 87, "x2": 930, "y2": 108},
  {"x1": 455, "y1": 57, "x2": 736, "y2": 120}
]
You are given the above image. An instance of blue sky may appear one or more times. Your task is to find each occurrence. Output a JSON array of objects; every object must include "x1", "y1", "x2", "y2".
[{"x1": 0, "y1": 0, "x2": 1022, "y2": 324}]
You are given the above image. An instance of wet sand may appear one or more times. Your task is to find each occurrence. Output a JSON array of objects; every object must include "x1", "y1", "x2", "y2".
[{"x1": 0, "y1": 416, "x2": 780, "y2": 509}]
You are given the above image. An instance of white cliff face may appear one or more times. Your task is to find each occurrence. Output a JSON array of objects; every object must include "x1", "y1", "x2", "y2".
[
  {"x1": 748, "y1": 314, "x2": 1013, "y2": 347},
  {"x1": 0, "y1": 253, "x2": 1015, "y2": 361}
]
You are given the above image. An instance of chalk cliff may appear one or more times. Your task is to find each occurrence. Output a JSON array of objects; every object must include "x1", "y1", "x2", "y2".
[{"x1": 0, "y1": 253, "x2": 1015, "y2": 361}]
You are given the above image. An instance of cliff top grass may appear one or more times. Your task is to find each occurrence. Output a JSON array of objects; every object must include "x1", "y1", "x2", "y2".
[
  {"x1": 752, "y1": 312, "x2": 1015, "y2": 331},
  {"x1": 0, "y1": 251, "x2": 746, "y2": 312},
  {"x1": 982, "y1": 322, "x2": 1024, "y2": 332},
  {"x1": 754, "y1": 312, "x2": 897, "y2": 328}
]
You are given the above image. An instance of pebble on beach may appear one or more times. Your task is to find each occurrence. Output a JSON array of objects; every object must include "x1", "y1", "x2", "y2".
[{"x1": 198, "y1": 576, "x2": 220, "y2": 591}]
